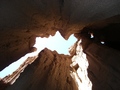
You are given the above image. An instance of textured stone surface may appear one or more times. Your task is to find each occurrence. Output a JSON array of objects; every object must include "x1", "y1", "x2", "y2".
[
  {"x1": 6, "y1": 48, "x2": 78, "y2": 90},
  {"x1": 70, "y1": 40, "x2": 92, "y2": 90},
  {"x1": 1, "y1": 23, "x2": 120, "y2": 90},
  {"x1": 85, "y1": 43, "x2": 120, "y2": 90},
  {"x1": 0, "y1": 0, "x2": 120, "y2": 70},
  {"x1": 79, "y1": 28, "x2": 120, "y2": 90},
  {"x1": 1, "y1": 0, "x2": 120, "y2": 90}
]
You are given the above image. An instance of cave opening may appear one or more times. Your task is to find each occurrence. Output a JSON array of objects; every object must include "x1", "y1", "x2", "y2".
[
  {"x1": 34, "y1": 31, "x2": 77, "y2": 55},
  {"x1": 0, "y1": 0, "x2": 120, "y2": 89},
  {"x1": 0, "y1": 29, "x2": 93, "y2": 90},
  {"x1": 0, "y1": 31, "x2": 77, "y2": 82}
]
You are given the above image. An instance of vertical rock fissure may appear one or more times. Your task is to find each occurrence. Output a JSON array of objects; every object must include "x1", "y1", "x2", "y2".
[{"x1": 70, "y1": 39, "x2": 92, "y2": 90}]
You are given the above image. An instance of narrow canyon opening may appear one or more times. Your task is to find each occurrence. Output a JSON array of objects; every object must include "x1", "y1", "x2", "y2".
[
  {"x1": 0, "y1": 31, "x2": 78, "y2": 82},
  {"x1": 0, "y1": 1, "x2": 120, "y2": 90},
  {"x1": 0, "y1": 31, "x2": 93, "y2": 90},
  {"x1": 1, "y1": 21, "x2": 120, "y2": 90}
]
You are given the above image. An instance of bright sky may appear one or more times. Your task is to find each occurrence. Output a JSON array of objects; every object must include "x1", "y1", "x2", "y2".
[{"x1": 0, "y1": 31, "x2": 77, "y2": 78}]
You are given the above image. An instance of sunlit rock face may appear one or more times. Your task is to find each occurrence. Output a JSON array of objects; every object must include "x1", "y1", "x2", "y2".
[
  {"x1": 1, "y1": 39, "x2": 92, "y2": 90},
  {"x1": 1, "y1": 21, "x2": 120, "y2": 90},
  {"x1": 70, "y1": 40, "x2": 92, "y2": 90},
  {"x1": 1, "y1": 0, "x2": 120, "y2": 90},
  {"x1": 6, "y1": 48, "x2": 78, "y2": 90}
]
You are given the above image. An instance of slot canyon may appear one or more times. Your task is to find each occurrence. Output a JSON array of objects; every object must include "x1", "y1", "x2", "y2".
[{"x1": 0, "y1": 0, "x2": 120, "y2": 90}]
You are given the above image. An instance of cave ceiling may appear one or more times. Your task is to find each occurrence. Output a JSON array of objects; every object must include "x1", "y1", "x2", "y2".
[{"x1": 0, "y1": 0, "x2": 120, "y2": 70}]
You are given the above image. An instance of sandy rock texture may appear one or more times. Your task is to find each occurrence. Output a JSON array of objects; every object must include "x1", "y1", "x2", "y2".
[
  {"x1": 79, "y1": 22, "x2": 120, "y2": 89},
  {"x1": 1, "y1": 0, "x2": 120, "y2": 90},
  {"x1": 6, "y1": 48, "x2": 78, "y2": 90},
  {"x1": 0, "y1": 0, "x2": 120, "y2": 70},
  {"x1": 1, "y1": 21, "x2": 120, "y2": 90}
]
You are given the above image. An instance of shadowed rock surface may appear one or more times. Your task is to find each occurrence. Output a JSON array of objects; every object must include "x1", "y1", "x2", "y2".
[
  {"x1": 0, "y1": 0, "x2": 120, "y2": 90},
  {"x1": 6, "y1": 48, "x2": 78, "y2": 90},
  {"x1": 0, "y1": 0, "x2": 120, "y2": 70}
]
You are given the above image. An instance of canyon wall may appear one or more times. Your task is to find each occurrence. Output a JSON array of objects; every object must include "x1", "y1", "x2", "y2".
[
  {"x1": 2, "y1": 29, "x2": 120, "y2": 90},
  {"x1": 79, "y1": 21, "x2": 120, "y2": 89},
  {"x1": 1, "y1": 0, "x2": 120, "y2": 90},
  {"x1": 1, "y1": 22, "x2": 120, "y2": 90},
  {"x1": 80, "y1": 36, "x2": 120, "y2": 90},
  {"x1": 85, "y1": 43, "x2": 120, "y2": 90},
  {"x1": 0, "y1": 0, "x2": 120, "y2": 70},
  {"x1": 5, "y1": 48, "x2": 78, "y2": 90}
]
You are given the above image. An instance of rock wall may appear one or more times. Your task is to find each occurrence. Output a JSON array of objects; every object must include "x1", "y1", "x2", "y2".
[
  {"x1": 79, "y1": 39, "x2": 120, "y2": 90},
  {"x1": 3, "y1": 33, "x2": 120, "y2": 90},
  {"x1": 70, "y1": 40, "x2": 92, "y2": 90},
  {"x1": 1, "y1": 22, "x2": 120, "y2": 90},
  {"x1": 0, "y1": 0, "x2": 120, "y2": 70},
  {"x1": 1, "y1": 0, "x2": 120, "y2": 90},
  {"x1": 79, "y1": 23, "x2": 120, "y2": 89},
  {"x1": 6, "y1": 48, "x2": 78, "y2": 90},
  {"x1": 85, "y1": 43, "x2": 120, "y2": 90}
]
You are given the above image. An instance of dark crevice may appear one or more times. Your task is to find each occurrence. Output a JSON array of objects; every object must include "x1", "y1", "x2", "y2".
[
  {"x1": 80, "y1": 22, "x2": 120, "y2": 51},
  {"x1": 0, "y1": 80, "x2": 10, "y2": 90},
  {"x1": 59, "y1": 0, "x2": 64, "y2": 13}
]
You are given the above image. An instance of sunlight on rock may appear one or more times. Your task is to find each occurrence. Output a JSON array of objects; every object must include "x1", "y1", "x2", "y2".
[
  {"x1": 90, "y1": 33, "x2": 94, "y2": 38},
  {"x1": 70, "y1": 39, "x2": 92, "y2": 90},
  {"x1": 0, "y1": 31, "x2": 77, "y2": 79}
]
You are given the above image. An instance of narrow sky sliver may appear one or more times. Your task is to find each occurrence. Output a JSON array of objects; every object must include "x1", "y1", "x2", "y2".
[
  {"x1": 35, "y1": 31, "x2": 77, "y2": 55},
  {"x1": 0, "y1": 31, "x2": 77, "y2": 78}
]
